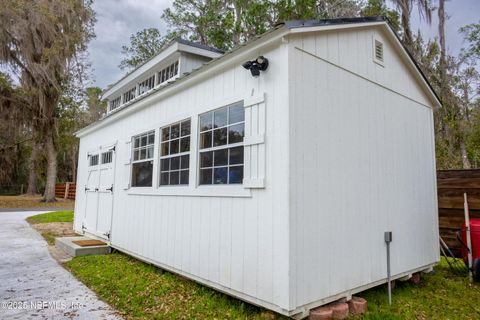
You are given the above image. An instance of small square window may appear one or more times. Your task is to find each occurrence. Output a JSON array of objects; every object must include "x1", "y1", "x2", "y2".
[
  {"x1": 89, "y1": 154, "x2": 99, "y2": 166},
  {"x1": 200, "y1": 113, "x2": 213, "y2": 131},
  {"x1": 214, "y1": 108, "x2": 228, "y2": 128}
]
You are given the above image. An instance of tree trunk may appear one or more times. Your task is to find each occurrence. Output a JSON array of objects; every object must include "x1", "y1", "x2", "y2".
[
  {"x1": 26, "y1": 142, "x2": 39, "y2": 195},
  {"x1": 43, "y1": 132, "x2": 57, "y2": 202},
  {"x1": 71, "y1": 145, "x2": 78, "y2": 183},
  {"x1": 401, "y1": 1, "x2": 413, "y2": 48},
  {"x1": 437, "y1": 0, "x2": 448, "y2": 139},
  {"x1": 460, "y1": 141, "x2": 472, "y2": 169}
]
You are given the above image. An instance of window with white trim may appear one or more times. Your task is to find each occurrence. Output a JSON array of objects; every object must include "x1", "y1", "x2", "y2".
[
  {"x1": 123, "y1": 87, "x2": 136, "y2": 103},
  {"x1": 101, "y1": 151, "x2": 113, "y2": 164},
  {"x1": 131, "y1": 131, "x2": 155, "y2": 187},
  {"x1": 159, "y1": 119, "x2": 191, "y2": 186},
  {"x1": 198, "y1": 102, "x2": 244, "y2": 185},
  {"x1": 158, "y1": 60, "x2": 179, "y2": 85},
  {"x1": 89, "y1": 154, "x2": 99, "y2": 166},
  {"x1": 139, "y1": 75, "x2": 155, "y2": 95},
  {"x1": 109, "y1": 97, "x2": 121, "y2": 111}
]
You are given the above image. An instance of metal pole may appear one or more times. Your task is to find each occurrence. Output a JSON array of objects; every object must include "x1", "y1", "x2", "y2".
[
  {"x1": 385, "y1": 231, "x2": 393, "y2": 305},
  {"x1": 464, "y1": 193, "x2": 473, "y2": 282}
]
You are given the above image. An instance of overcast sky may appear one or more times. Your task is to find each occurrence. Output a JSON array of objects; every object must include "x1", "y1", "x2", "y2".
[{"x1": 87, "y1": 0, "x2": 480, "y2": 89}]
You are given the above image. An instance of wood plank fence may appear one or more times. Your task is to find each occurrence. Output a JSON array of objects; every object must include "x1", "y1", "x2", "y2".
[
  {"x1": 437, "y1": 169, "x2": 480, "y2": 257},
  {"x1": 55, "y1": 182, "x2": 76, "y2": 200}
]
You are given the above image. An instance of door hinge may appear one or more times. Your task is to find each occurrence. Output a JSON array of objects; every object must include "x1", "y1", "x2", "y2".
[
  {"x1": 110, "y1": 145, "x2": 116, "y2": 152},
  {"x1": 82, "y1": 222, "x2": 85, "y2": 230},
  {"x1": 106, "y1": 185, "x2": 113, "y2": 193},
  {"x1": 85, "y1": 186, "x2": 89, "y2": 192},
  {"x1": 104, "y1": 231, "x2": 111, "y2": 239}
]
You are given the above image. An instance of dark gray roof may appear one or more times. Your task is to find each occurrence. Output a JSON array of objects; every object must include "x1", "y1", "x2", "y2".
[
  {"x1": 176, "y1": 38, "x2": 224, "y2": 54},
  {"x1": 284, "y1": 16, "x2": 387, "y2": 29}
]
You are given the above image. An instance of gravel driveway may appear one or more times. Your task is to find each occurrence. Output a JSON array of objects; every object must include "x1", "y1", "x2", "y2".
[{"x1": 0, "y1": 211, "x2": 121, "y2": 319}]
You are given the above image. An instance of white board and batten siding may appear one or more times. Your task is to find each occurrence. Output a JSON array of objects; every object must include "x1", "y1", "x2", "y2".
[
  {"x1": 74, "y1": 20, "x2": 440, "y2": 318},
  {"x1": 74, "y1": 39, "x2": 294, "y2": 312},
  {"x1": 287, "y1": 26, "x2": 439, "y2": 311}
]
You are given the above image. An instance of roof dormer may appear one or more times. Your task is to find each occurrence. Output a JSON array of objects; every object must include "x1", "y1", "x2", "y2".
[{"x1": 104, "y1": 39, "x2": 223, "y2": 114}]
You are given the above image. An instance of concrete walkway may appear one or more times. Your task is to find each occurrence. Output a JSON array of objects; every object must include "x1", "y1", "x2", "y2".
[{"x1": 0, "y1": 211, "x2": 121, "y2": 320}]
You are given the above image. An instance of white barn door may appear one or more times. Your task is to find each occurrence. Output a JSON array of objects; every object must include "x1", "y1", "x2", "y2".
[
  {"x1": 84, "y1": 164, "x2": 99, "y2": 232},
  {"x1": 83, "y1": 145, "x2": 116, "y2": 240}
]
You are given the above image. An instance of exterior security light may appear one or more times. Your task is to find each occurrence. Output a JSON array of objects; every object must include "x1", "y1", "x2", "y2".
[{"x1": 242, "y1": 56, "x2": 269, "y2": 77}]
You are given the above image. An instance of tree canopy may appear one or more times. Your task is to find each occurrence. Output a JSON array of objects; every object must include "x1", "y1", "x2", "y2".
[
  {"x1": 120, "y1": 28, "x2": 168, "y2": 70},
  {"x1": 0, "y1": 0, "x2": 95, "y2": 200}
]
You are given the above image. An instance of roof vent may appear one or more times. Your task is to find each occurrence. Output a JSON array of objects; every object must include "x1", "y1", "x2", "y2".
[{"x1": 374, "y1": 39, "x2": 384, "y2": 63}]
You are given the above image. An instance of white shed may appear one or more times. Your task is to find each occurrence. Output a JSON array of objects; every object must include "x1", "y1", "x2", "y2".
[{"x1": 74, "y1": 17, "x2": 440, "y2": 318}]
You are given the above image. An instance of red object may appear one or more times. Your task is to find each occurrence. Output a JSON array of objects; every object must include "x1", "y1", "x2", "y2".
[{"x1": 461, "y1": 218, "x2": 480, "y2": 265}]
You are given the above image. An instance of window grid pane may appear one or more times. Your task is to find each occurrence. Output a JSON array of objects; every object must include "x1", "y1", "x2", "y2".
[
  {"x1": 132, "y1": 131, "x2": 155, "y2": 163},
  {"x1": 101, "y1": 151, "x2": 113, "y2": 164},
  {"x1": 160, "y1": 119, "x2": 191, "y2": 186},
  {"x1": 89, "y1": 154, "x2": 99, "y2": 166},
  {"x1": 131, "y1": 130, "x2": 155, "y2": 187},
  {"x1": 198, "y1": 102, "x2": 244, "y2": 185}
]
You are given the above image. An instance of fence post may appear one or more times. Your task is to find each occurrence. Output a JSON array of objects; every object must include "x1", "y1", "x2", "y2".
[{"x1": 65, "y1": 182, "x2": 70, "y2": 199}]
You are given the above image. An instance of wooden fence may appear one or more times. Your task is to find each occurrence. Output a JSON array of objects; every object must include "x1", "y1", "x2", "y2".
[
  {"x1": 437, "y1": 169, "x2": 480, "y2": 257},
  {"x1": 55, "y1": 182, "x2": 76, "y2": 200}
]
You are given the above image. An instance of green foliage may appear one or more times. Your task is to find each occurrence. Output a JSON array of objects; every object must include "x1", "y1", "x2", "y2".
[
  {"x1": 460, "y1": 21, "x2": 480, "y2": 60},
  {"x1": 26, "y1": 210, "x2": 74, "y2": 224},
  {"x1": 362, "y1": 0, "x2": 401, "y2": 33},
  {"x1": 359, "y1": 258, "x2": 480, "y2": 320},
  {"x1": 466, "y1": 107, "x2": 480, "y2": 168},
  {"x1": 119, "y1": 28, "x2": 168, "y2": 70},
  {"x1": 162, "y1": 0, "x2": 363, "y2": 51}
]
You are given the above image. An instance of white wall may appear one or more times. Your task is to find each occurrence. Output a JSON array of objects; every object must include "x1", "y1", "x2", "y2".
[
  {"x1": 287, "y1": 26, "x2": 439, "y2": 310},
  {"x1": 74, "y1": 39, "x2": 293, "y2": 311},
  {"x1": 180, "y1": 52, "x2": 212, "y2": 75}
]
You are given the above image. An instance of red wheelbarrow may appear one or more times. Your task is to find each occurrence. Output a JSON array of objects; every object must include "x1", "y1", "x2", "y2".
[{"x1": 460, "y1": 218, "x2": 480, "y2": 282}]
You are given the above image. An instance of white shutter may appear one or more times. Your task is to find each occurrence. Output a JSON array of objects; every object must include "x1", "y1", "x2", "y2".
[
  {"x1": 123, "y1": 139, "x2": 132, "y2": 189},
  {"x1": 243, "y1": 93, "x2": 266, "y2": 189}
]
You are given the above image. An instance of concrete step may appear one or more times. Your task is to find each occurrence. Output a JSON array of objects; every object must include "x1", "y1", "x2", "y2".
[{"x1": 55, "y1": 236, "x2": 111, "y2": 257}]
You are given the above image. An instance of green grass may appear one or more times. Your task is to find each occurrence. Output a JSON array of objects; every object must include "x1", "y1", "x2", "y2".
[
  {"x1": 65, "y1": 252, "x2": 279, "y2": 319},
  {"x1": 65, "y1": 253, "x2": 480, "y2": 320},
  {"x1": 357, "y1": 258, "x2": 480, "y2": 320},
  {"x1": 40, "y1": 232, "x2": 57, "y2": 245},
  {"x1": 26, "y1": 210, "x2": 73, "y2": 224}
]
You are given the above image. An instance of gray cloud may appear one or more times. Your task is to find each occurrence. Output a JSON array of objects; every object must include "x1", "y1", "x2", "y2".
[{"x1": 88, "y1": 0, "x2": 172, "y2": 89}]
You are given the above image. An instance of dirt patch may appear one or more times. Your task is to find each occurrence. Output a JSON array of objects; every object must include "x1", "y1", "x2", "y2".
[
  {"x1": 0, "y1": 195, "x2": 74, "y2": 209},
  {"x1": 31, "y1": 222, "x2": 76, "y2": 236},
  {"x1": 30, "y1": 222, "x2": 77, "y2": 246}
]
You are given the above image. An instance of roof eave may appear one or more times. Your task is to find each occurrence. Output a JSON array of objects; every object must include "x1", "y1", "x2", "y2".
[{"x1": 75, "y1": 25, "x2": 289, "y2": 138}]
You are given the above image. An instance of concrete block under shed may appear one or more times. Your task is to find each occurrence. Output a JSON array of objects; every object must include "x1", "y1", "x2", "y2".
[
  {"x1": 347, "y1": 296, "x2": 367, "y2": 315},
  {"x1": 330, "y1": 303, "x2": 349, "y2": 319},
  {"x1": 309, "y1": 306, "x2": 333, "y2": 320},
  {"x1": 55, "y1": 236, "x2": 110, "y2": 257}
]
